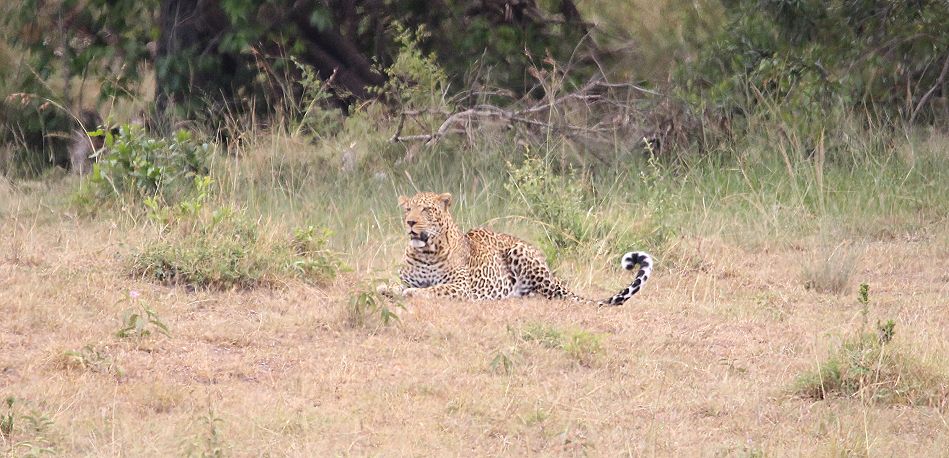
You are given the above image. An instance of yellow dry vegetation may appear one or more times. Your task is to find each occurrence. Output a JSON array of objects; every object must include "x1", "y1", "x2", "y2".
[{"x1": 1, "y1": 178, "x2": 947, "y2": 456}]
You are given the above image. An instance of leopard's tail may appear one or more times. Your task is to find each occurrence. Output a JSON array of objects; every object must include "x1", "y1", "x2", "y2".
[{"x1": 597, "y1": 251, "x2": 653, "y2": 306}]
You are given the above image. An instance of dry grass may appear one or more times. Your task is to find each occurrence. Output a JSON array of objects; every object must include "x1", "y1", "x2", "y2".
[{"x1": 2, "y1": 178, "x2": 948, "y2": 456}]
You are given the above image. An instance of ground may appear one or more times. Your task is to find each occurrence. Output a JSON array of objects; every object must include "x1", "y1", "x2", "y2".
[{"x1": 1, "y1": 184, "x2": 947, "y2": 457}]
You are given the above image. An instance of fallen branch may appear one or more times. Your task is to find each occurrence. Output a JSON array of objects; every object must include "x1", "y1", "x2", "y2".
[{"x1": 390, "y1": 78, "x2": 647, "y2": 146}]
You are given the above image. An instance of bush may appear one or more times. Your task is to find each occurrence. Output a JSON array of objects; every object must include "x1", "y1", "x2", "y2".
[
  {"x1": 505, "y1": 155, "x2": 591, "y2": 263},
  {"x1": 683, "y1": 0, "x2": 949, "y2": 128},
  {"x1": 505, "y1": 153, "x2": 674, "y2": 265},
  {"x1": 87, "y1": 126, "x2": 210, "y2": 204},
  {"x1": 794, "y1": 329, "x2": 947, "y2": 406}
]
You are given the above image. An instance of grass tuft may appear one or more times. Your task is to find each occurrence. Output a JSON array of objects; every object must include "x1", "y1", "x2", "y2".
[
  {"x1": 802, "y1": 243, "x2": 858, "y2": 294},
  {"x1": 521, "y1": 322, "x2": 604, "y2": 365},
  {"x1": 795, "y1": 284, "x2": 948, "y2": 406},
  {"x1": 795, "y1": 331, "x2": 948, "y2": 406},
  {"x1": 131, "y1": 206, "x2": 341, "y2": 289}
]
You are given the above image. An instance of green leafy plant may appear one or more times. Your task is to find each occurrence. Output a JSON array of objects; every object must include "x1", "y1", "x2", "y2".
[
  {"x1": 1, "y1": 397, "x2": 13, "y2": 439},
  {"x1": 343, "y1": 285, "x2": 404, "y2": 329},
  {"x1": 505, "y1": 155, "x2": 592, "y2": 263},
  {"x1": 88, "y1": 126, "x2": 210, "y2": 205},
  {"x1": 184, "y1": 406, "x2": 225, "y2": 458},
  {"x1": 10, "y1": 411, "x2": 55, "y2": 456},
  {"x1": 683, "y1": 0, "x2": 949, "y2": 124},
  {"x1": 877, "y1": 319, "x2": 896, "y2": 345},
  {"x1": 116, "y1": 291, "x2": 171, "y2": 338},
  {"x1": 288, "y1": 225, "x2": 343, "y2": 280}
]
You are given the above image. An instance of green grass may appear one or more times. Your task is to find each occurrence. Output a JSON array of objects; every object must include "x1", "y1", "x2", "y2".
[{"x1": 201, "y1": 116, "x2": 949, "y2": 285}]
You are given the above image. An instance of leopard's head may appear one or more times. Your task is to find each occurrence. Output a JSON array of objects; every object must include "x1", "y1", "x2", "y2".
[{"x1": 398, "y1": 192, "x2": 454, "y2": 250}]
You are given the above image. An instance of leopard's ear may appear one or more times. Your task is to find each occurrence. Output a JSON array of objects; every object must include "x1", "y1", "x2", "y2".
[
  {"x1": 438, "y1": 192, "x2": 453, "y2": 209},
  {"x1": 398, "y1": 195, "x2": 409, "y2": 208}
]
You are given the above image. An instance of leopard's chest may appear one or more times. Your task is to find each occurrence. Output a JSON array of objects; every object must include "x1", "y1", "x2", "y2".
[{"x1": 401, "y1": 260, "x2": 461, "y2": 288}]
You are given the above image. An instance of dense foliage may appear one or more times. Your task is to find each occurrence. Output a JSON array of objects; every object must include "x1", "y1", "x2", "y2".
[
  {"x1": 684, "y1": 0, "x2": 949, "y2": 123},
  {"x1": 1, "y1": 0, "x2": 947, "y2": 175}
]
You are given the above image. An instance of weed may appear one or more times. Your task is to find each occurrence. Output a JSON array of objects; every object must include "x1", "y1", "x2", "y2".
[
  {"x1": 877, "y1": 319, "x2": 896, "y2": 345},
  {"x1": 505, "y1": 155, "x2": 591, "y2": 263},
  {"x1": 504, "y1": 151, "x2": 674, "y2": 267},
  {"x1": 183, "y1": 406, "x2": 225, "y2": 458},
  {"x1": 288, "y1": 225, "x2": 343, "y2": 281},
  {"x1": 857, "y1": 282, "x2": 870, "y2": 306},
  {"x1": 116, "y1": 290, "x2": 170, "y2": 338},
  {"x1": 519, "y1": 408, "x2": 549, "y2": 426},
  {"x1": 343, "y1": 285, "x2": 404, "y2": 330},
  {"x1": 521, "y1": 322, "x2": 565, "y2": 349},
  {"x1": 3, "y1": 408, "x2": 56, "y2": 456},
  {"x1": 489, "y1": 350, "x2": 515, "y2": 375},
  {"x1": 562, "y1": 330, "x2": 604, "y2": 365}
]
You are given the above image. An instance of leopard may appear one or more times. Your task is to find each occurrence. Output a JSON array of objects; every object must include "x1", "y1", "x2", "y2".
[{"x1": 378, "y1": 191, "x2": 653, "y2": 306}]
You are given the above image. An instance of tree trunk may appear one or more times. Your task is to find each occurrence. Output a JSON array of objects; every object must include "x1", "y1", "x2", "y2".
[{"x1": 155, "y1": 0, "x2": 234, "y2": 116}]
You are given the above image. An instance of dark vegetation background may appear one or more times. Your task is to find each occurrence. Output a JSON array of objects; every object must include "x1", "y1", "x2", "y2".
[{"x1": 2, "y1": 0, "x2": 946, "y2": 176}]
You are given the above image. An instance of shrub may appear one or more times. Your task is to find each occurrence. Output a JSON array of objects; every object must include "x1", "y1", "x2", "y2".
[
  {"x1": 504, "y1": 155, "x2": 593, "y2": 263},
  {"x1": 794, "y1": 329, "x2": 947, "y2": 406},
  {"x1": 505, "y1": 153, "x2": 673, "y2": 265},
  {"x1": 87, "y1": 126, "x2": 209, "y2": 204},
  {"x1": 681, "y1": 0, "x2": 949, "y2": 138}
]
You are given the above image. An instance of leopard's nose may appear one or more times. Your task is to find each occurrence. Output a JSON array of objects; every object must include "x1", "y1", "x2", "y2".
[{"x1": 407, "y1": 220, "x2": 417, "y2": 227}]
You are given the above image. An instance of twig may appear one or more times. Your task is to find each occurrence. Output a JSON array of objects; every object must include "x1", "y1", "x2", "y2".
[{"x1": 910, "y1": 53, "x2": 949, "y2": 125}]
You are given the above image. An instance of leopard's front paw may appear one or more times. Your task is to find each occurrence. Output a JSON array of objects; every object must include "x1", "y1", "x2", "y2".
[
  {"x1": 376, "y1": 283, "x2": 401, "y2": 298},
  {"x1": 401, "y1": 287, "x2": 421, "y2": 298}
]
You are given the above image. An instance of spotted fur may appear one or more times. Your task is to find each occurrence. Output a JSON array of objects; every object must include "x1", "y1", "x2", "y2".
[{"x1": 383, "y1": 192, "x2": 653, "y2": 306}]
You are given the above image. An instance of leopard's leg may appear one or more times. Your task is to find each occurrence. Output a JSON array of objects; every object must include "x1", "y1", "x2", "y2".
[
  {"x1": 505, "y1": 243, "x2": 559, "y2": 297},
  {"x1": 506, "y1": 242, "x2": 595, "y2": 304},
  {"x1": 402, "y1": 281, "x2": 470, "y2": 299}
]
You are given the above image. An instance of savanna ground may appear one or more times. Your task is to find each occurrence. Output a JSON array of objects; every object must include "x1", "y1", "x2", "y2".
[{"x1": 2, "y1": 122, "x2": 949, "y2": 456}]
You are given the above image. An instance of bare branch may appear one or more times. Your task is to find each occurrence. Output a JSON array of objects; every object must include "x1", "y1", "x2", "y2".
[{"x1": 910, "y1": 54, "x2": 949, "y2": 125}]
